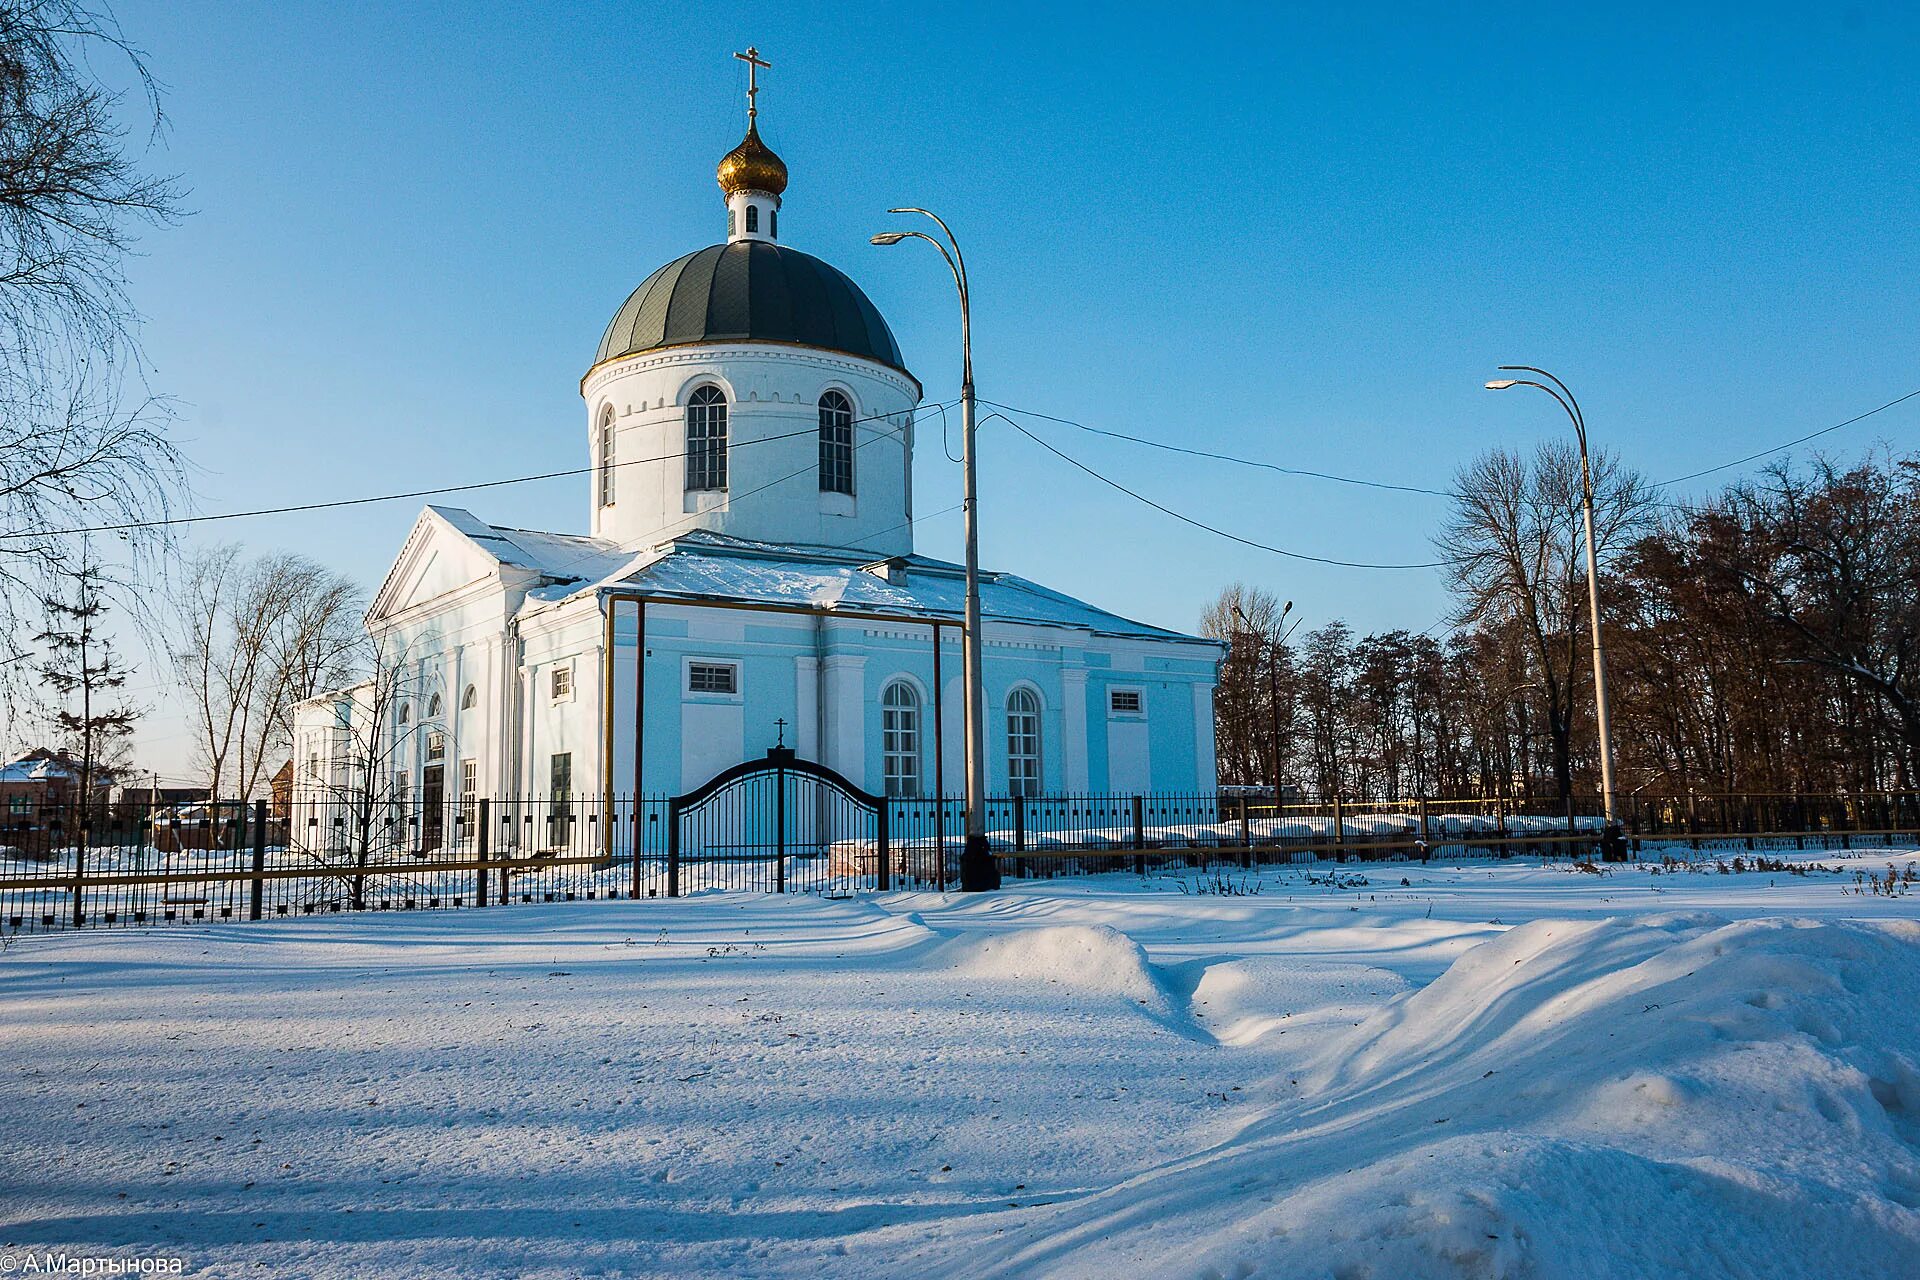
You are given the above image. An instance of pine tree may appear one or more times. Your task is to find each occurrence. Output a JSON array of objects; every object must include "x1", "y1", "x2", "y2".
[{"x1": 35, "y1": 547, "x2": 140, "y2": 821}]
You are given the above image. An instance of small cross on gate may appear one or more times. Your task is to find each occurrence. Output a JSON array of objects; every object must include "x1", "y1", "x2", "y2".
[
  {"x1": 734, "y1": 46, "x2": 771, "y2": 120},
  {"x1": 774, "y1": 717, "x2": 787, "y2": 748}
]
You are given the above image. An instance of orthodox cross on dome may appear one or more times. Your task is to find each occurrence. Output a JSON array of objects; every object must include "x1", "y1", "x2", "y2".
[{"x1": 734, "y1": 46, "x2": 770, "y2": 123}]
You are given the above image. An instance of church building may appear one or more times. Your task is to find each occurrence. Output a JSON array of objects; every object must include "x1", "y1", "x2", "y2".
[{"x1": 293, "y1": 60, "x2": 1221, "y2": 824}]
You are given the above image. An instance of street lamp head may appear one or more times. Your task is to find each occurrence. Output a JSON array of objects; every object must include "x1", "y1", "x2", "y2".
[
  {"x1": 1484, "y1": 380, "x2": 1519, "y2": 391},
  {"x1": 869, "y1": 232, "x2": 908, "y2": 246}
]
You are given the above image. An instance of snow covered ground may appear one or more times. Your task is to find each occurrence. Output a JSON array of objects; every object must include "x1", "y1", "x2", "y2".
[{"x1": 3, "y1": 848, "x2": 1919, "y2": 1279}]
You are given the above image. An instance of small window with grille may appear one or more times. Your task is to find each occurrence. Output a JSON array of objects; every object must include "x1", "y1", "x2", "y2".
[
  {"x1": 1109, "y1": 688, "x2": 1144, "y2": 716},
  {"x1": 552, "y1": 665, "x2": 572, "y2": 699},
  {"x1": 688, "y1": 661, "x2": 738, "y2": 695}
]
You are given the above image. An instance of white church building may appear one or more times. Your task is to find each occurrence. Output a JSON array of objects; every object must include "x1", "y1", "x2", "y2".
[{"x1": 293, "y1": 66, "x2": 1221, "y2": 833}]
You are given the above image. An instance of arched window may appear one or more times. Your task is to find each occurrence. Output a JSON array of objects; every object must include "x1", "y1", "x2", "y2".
[
  {"x1": 770, "y1": 208, "x2": 778, "y2": 239},
  {"x1": 882, "y1": 681, "x2": 921, "y2": 798},
  {"x1": 686, "y1": 385, "x2": 728, "y2": 491},
  {"x1": 1007, "y1": 688, "x2": 1042, "y2": 798},
  {"x1": 427, "y1": 693, "x2": 442, "y2": 719},
  {"x1": 598, "y1": 405, "x2": 616, "y2": 507},
  {"x1": 728, "y1": 208, "x2": 736, "y2": 238},
  {"x1": 745, "y1": 205, "x2": 759, "y2": 234},
  {"x1": 818, "y1": 390, "x2": 854, "y2": 495},
  {"x1": 461, "y1": 685, "x2": 477, "y2": 711},
  {"x1": 397, "y1": 702, "x2": 411, "y2": 726}
]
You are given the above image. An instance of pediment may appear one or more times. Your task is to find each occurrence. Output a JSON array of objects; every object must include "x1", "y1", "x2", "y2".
[{"x1": 367, "y1": 508, "x2": 512, "y2": 624}]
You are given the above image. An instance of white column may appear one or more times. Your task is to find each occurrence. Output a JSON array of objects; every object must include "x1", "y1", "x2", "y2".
[
  {"x1": 1193, "y1": 682, "x2": 1217, "y2": 794},
  {"x1": 821, "y1": 653, "x2": 867, "y2": 782},
  {"x1": 1061, "y1": 667, "x2": 1090, "y2": 792},
  {"x1": 795, "y1": 656, "x2": 820, "y2": 761}
]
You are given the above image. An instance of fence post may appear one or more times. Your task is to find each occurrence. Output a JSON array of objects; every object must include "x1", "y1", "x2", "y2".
[
  {"x1": 1495, "y1": 797, "x2": 1508, "y2": 850},
  {"x1": 1418, "y1": 795, "x2": 1432, "y2": 853},
  {"x1": 630, "y1": 800, "x2": 644, "y2": 900},
  {"x1": 249, "y1": 798, "x2": 267, "y2": 921},
  {"x1": 1013, "y1": 795, "x2": 1026, "y2": 854},
  {"x1": 876, "y1": 801, "x2": 891, "y2": 893},
  {"x1": 667, "y1": 799, "x2": 681, "y2": 898},
  {"x1": 476, "y1": 797, "x2": 491, "y2": 907},
  {"x1": 72, "y1": 809, "x2": 87, "y2": 928},
  {"x1": 1239, "y1": 795, "x2": 1252, "y2": 868},
  {"x1": 1131, "y1": 795, "x2": 1146, "y2": 876},
  {"x1": 1333, "y1": 794, "x2": 1346, "y2": 850}
]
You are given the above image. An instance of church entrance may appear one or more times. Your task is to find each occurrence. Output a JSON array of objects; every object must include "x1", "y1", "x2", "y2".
[{"x1": 420, "y1": 764, "x2": 444, "y2": 852}]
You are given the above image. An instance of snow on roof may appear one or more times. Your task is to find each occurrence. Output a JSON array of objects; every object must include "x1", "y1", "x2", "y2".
[
  {"x1": 425, "y1": 506, "x2": 630, "y2": 584},
  {"x1": 605, "y1": 530, "x2": 1208, "y2": 644},
  {"x1": 427, "y1": 510, "x2": 1212, "y2": 646}
]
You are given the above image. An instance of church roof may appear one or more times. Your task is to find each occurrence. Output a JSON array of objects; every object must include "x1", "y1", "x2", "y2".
[{"x1": 590, "y1": 242, "x2": 911, "y2": 382}]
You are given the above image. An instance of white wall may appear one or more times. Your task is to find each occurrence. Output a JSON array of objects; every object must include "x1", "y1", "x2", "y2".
[{"x1": 581, "y1": 344, "x2": 919, "y2": 556}]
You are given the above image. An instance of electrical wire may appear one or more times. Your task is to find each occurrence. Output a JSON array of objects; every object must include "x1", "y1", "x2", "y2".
[
  {"x1": 0, "y1": 400, "x2": 955, "y2": 543},
  {"x1": 1651, "y1": 388, "x2": 1920, "y2": 486},
  {"x1": 987, "y1": 411, "x2": 1455, "y2": 571}
]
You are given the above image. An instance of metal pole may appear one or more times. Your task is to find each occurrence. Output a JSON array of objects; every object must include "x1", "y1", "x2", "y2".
[
  {"x1": 1487, "y1": 368, "x2": 1621, "y2": 834},
  {"x1": 874, "y1": 209, "x2": 996, "y2": 890}
]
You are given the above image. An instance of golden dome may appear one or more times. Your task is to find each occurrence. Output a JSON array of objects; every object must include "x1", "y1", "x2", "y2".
[{"x1": 716, "y1": 120, "x2": 788, "y2": 197}]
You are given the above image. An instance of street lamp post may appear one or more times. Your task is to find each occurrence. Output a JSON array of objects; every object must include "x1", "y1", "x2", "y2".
[
  {"x1": 1484, "y1": 367, "x2": 1622, "y2": 844},
  {"x1": 872, "y1": 210, "x2": 998, "y2": 890}
]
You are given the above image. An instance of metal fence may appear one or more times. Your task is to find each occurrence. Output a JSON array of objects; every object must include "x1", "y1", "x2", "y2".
[{"x1": 2, "y1": 788, "x2": 1917, "y2": 935}]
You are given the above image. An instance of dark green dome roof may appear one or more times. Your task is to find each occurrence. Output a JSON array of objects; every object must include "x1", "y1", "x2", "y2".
[{"x1": 593, "y1": 241, "x2": 909, "y2": 378}]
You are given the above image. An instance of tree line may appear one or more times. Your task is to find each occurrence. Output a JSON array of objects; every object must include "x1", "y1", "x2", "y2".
[{"x1": 1208, "y1": 445, "x2": 1920, "y2": 804}]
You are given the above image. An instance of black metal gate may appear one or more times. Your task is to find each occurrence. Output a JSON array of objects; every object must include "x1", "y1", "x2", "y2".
[{"x1": 666, "y1": 747, "x2": 894, "y2": 896}]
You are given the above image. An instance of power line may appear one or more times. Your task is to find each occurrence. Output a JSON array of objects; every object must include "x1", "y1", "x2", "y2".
[
  {"x1": 989, "y1": 411, "x2": 1454, "y2": 572},
  {"x1": 984, "y1": 388, "x2": 1920, "y2": 505},
  {"x1": 0, "y1": 400, "x2": 954, "y2": 543},
  {"x1": 1652, "y1": 388, "x2": 1920, "y2": 486},
  {"x1": 981, "y1": 398, "x2": 1456, "y2": 498}
]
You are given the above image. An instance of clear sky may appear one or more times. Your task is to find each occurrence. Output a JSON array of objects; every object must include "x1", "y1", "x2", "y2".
[{"x1": 53, "y1": 1, "x2": 1920, "y2": 780}]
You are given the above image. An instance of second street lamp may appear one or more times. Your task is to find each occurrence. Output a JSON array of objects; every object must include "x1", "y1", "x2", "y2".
[
  {"x1": 1484, "y1": 366, "x2": 1622, "y2": 849},
  {"x1": 872, "y1": 209, "x2": 998, "y2": 891}
]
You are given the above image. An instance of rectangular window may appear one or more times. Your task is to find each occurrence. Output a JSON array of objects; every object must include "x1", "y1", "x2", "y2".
[
  {"x1": 459, "y1": 758, "x2": 478, "y2": 830},
  {"x1": 688, "y1": 661, "x2": 738, "y2": 695},
  {"x1": 552, "y1": 665, "x2": 572, "y2": 699},
  {"x1": 307, "y1": 752, "x2": 321, "y2": 780},
  {"x1": 426, "y1": 731, "x2": 446, "y2": 762},
  {"x1": 548, "y1": 752, "x2": 573, "y2": 837},
  {"x1": 9, "y1": 794, "x2": 29, "y2": 815},
  {"x1": 1109, "y1": 689, "x2": 1143, "y2": 715}
]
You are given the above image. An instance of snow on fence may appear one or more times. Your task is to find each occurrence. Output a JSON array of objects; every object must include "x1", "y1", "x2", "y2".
[{"x1": 3, "y1": 790, "x2": 1918, "y2": 935}]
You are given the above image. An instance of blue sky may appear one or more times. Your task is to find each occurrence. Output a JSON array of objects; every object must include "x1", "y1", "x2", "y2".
[{"x1": 76, "y1": 1, "x2": 1920, "y2": 776}]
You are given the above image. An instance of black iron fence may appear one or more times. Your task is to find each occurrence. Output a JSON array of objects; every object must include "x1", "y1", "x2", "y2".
[{"x1": 2, "y1": 788, "x2": 1916, "y2": 935}]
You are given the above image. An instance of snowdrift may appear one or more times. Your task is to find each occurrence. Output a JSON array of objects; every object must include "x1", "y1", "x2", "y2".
[
  {"x1": 974, "y1": 914, "x2": 1920, "y2": 1280},
  {"x1": 940, "y1": 923, "x2": 1180, "y2": 1022}
]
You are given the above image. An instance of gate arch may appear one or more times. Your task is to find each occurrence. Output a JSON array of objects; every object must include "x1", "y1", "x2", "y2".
[{"x1": 666, "y1": 747, "x2": 891, "y2": 896}]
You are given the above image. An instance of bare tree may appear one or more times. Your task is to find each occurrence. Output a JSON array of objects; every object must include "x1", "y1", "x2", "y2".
[
  {"x1": 1437, "y1": 441, "x2": 1649, "y2": 800},
  {"x1": 1200, "y1": 584, "x2": 1293, "y2": 792},
  {"x1": 0, "y1": 2, "x2": 185, "y2": 693},
  {"x1": 171, "y1": 545, "x2": 363, "y2": 800},
  {"x1": 291, "y1": 638, "x2": 420, "y2": 910}
]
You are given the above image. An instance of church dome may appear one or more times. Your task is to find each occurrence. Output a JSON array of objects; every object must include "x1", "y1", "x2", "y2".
[
  {"x1": 592, "y1": 241, "x2": 911, "y2": 378},
  {"x1": 716, "y1": 120, "x2": 788, "y2": 197}
]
